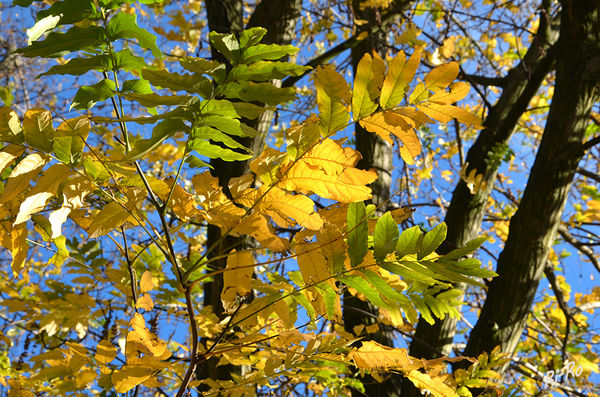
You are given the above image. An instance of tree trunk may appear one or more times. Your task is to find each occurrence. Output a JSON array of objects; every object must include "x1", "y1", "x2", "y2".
[{"x1": 461, "y1": 0, "x2": 600, "y2": 375}]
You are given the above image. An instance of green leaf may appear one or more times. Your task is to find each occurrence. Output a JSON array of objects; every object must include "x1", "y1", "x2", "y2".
[
  {"x1": 381, "y1": 261, "x2": 437, "y2": 284},
  {"x1": 121, "y1": 79, "x2": 153, "y2": 94},
  {"x1": 352, "y1": 51, "x2": 385, "y2": 119},
  {"x1": 142, "y1": 68, "x2": 213, "y2": 97},
  {"x1": 395, "y1": 226, "x2": 422, "y2": 258},
  {"x1": 373, "y1": 212, "x2": 399, "y2": 261},
  {"x1": 23, "y1": 108, "x2": 54, "y2": 152},
  {"x1": 36, "y1": 0, "x2": 97, "y2": 26},
  {"x1": 19, "y1": 26, "x2": 106, "y2": 58},
  {"x1": 190, "y1": 125, "x2": 250, "y2": 151},
  {"x1": 187, "y1": 140, "x2": 252, "y2": 162},
  {"x1": 347, "y1": 202, "x2": 368, "y2": 268},
  {"x1": 71, "y1": 79, "x2": 116, "y2": 110},
  {"x1": 217, "y1": 82, "x2": 296, "y2": 105},
  {"x1": 184, "y1": 154, "x2": 211, "y2": 169},
  {"x1": 83, "y1": 157, "x2": 111, "y2": 182},
  {"x1": 421, "y1": 260, "x2": 486, "y2": 288},
  {"x1": 209, "y1": 32, "x2": 240, "y2": 63},
  {"x1": 120, "y1": 93, "x2": 198, "y2": 108},
  {"x1": 230, "y1": 62, "x2": 311, "y2": 81},
  {"x1": 26, "y1": 14, "x2": 60, "y2": 43},
  {"x1": 418, "y1": 223, "x2": 447, "y2": 260},
  {"x1": 337, "y1": 273, "x2": 391, "y2": 310},
  {"x1": 360, "y1": 269, "x2": 408, "y2": 304},
  {"x1": 441, "y1": 236, "x2": 487, "y2": 261},
  {"x1": 107, "y1": 12, "x2": 161, "y2": 58},
  {"x1": 92, "y1": 107, "x2": 194, "y2": 124},
  {"x1": 316, "y1": 283, "x2": 338, "y2": 320},
  {"x1": 180, "y1": 57, "x2": 225, "y2": 82},
  {"x1": 197, "y1": 115, "x2": 257, "y2": 138},
  {"x1": 39, "y1": 50, "x2": 146, "y2": 77},
  {"x1": 127, "y1": 119, "x2": 189, "y2": 161},
  {"x1": 314, "y1": 65, "x2": 351, "y2": 134},
  {"x1": 238, "y1": 27, "x2": 267, "y2": 49},
  {"x1": 242, "y1": 44, "x2": 299, "y2": 64}
]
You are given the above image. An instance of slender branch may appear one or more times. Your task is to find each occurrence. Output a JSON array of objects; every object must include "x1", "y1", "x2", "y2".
[
  {"x1": 557, "y1": 225, "x2": 600, "y2": 273},
  {"x1": 582, "y1": 134, "x2": 600, "y2": 151},
  {"x1": 577, "y1": 167, "x2": 600, "y2": 183},
  {"x1": 122, "y1": 226, "x2": 138, "y2": 310},
  {"x1": 175, "y1": 288, "x2": 200, "y2": 397}
]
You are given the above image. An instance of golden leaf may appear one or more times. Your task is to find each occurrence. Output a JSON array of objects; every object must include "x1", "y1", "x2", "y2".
[
  {"x1": 359, "y1": 112, "x2": 421, "y2": 164},
  {"x1": 14, "y1": 163, "x2": 72, "y2": 225},
  {"x1": 112, "y1": 365, "x2": 154, "y2": 393},
  {"x1": 428, "y1": 81, "x2": 470, "y2": 105},
  {"x1": 48, "y1": 176, "x2": 93, "y2": 239},
  {"x1": 136, "y1": 293, "x2": 154, "y2": 311},
  {"x1": 380, "y1": 46, "x2": 422, "y2": 109},
  {"x1": 221, "y1": 249, "x2": 254, "y2": 311},
  {"x1": 139, "y1": 271, "x2": 154, "y2": 293},
  {"x1": 405, "y1": 370, "x2": 459, "y2": 397},
  {"x1": 424, "y1": 62, "x2": 459, "y2": 91},
  {"x1": 417, "y1": 103, "x2": 482, "y2": 128},
  {"x1": 257, "y1": 186, "x2": 323, "y2": 230},
  {"x1": 0, "y1": 221, "x2": 28, "y2": 275},
  {"x1": 0, "y1": 153, "x2": 49, "y2": 204},
  {"x1": 95, "y1": 339, "x2": 118, "y2": 365},
  {"x1": 349, "y1": 340, "x2": 412, "y2": 370}
]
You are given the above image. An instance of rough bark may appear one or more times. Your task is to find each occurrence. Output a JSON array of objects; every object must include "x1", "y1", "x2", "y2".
[
  {"x1": 408, "y1": 0, "x2": 559, "y2": 362},
  {"x1": 461, "y1": 0, "x2": 600, "y2": 374},
  {"x1": 197, "y1": 0, "x2": 302, "y2": 389}
]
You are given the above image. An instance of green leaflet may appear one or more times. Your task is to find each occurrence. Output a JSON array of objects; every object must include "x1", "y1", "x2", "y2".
[
  {"x1": 337, "y1": 273, "x2": 391, "y2": 310},
  {"x1": 197, "y1": 115, "x2": 258, "y2": 138},
  {"x1": 242, "y1": 44, "x2": 299, "y2": 64},
  {"x1": 209, "y1": 31, "x2": 240, "y2": 64},
  {"x1": 92, "y1": 107, "x2": 194, "y2": 124},
  {"x1": 121, "y1": 79, "x2": 153, "y2": 95},
  {"x1": 107, "y1": 12, "x2": 161, "y2": 58},
  {"x1": 83, "y1": 157, "x2": 111, "y2": 183},
  {"x1": 127, "y1": 119, "x2": 189, "y2": 161},
  {"x1": 19, "y1": 26, "x2": 106, "y2": 58},
  {"x1": 23, "y1": 109, "x2": 54, "y2": 152},
  {"x1": 120, "y1": 93, "x2": 198, "y2": 108},
  {"x1": 180, "y1": 58, "x2": 225, "y2": 82},
  {"x1": 314, "y1": 65, "x2": 351, "y2": 134},
  {"x1": 347, "y1": 202, "x2": 368, "y2": 268},
  {"x1": 373, "y1": 212, "x2": 399, "y2": 261},
  {"x1": 381, "y1": 261, "x2": 437, "y2": 284},
  {"x1": 238, "y1": 27, "x2": 267, "y2": 49},
  {"x1": 184, "y1": 155, "x2": 211, "y2": 169},
  {"x1": 316, "y1": 283, "x2": 338, "y2": 321},
  {"x1": 217, "y1": 81, "x2": 296, "y2": 106},
  {"x1": 440, "y1": 236, "x2": 487, "y2": 261},
  {"x1": 142, "y1": 68, "x2": 213, "y2": 97},
  {"x1": 71, "y1": 79, "x2": 116, "y2": 110},
  {"x1": 186, "y1": 140, "x2": 252, "y2": 162},
  {"x1": 198, "y1": 99, "x2": 266, "y2": 120},
  {"x1": 360, "y1": 269, "x2": 408, "y2": 304},
  {"x1": 418, "y1": 222, "x2": 447, "y2": 259},
  {"x1": 39, "y1": 49, "x2": 146, "y2": 77},
  {"x1": 190, "y1": 125, "x2": 250, "y2": 152},
  {"x1": 230, "y1": 61, "x2": 311, "y2": 82},
  {"x1": 421, "y1": 260, "x2": 486, "y2": 288},
  {"x1": 410, "y1": 294, "x2": 435, "y2": 324},
  {"x1": 395, "y1": 225, "x2": 422, "y2": 258}
]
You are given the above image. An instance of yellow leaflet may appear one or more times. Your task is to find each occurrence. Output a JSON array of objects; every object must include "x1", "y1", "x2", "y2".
[
  {"x1": 86, "y1": 198, "x2": 142, "y2": 239},
  {"x1": 424, "y1": 62, "x2": 459, "y2": 91},
  {"x1": 359, "y1": 112, "x2": 421, "y2": 164},
  {"x1": 14, "y1": 163, "x2": 73, "y2": 225},
  {"x1": 296, "y1": 242, "x2": 335, "y2": 289},
  {"x1": 57, "y1": 115, "x2": 90, "y2": 136},
  {"x1": 280, "y1": 138, "x2": 377, "y2": 203},
  {"x1": 417, "y1": 103, "x2": 482, "y2": 128},
  {"x1": 140, "y1": 271, "x2": 154, "y2": 293},
  {"x1": 274, "y1": 300, "x2": 293, "y2": 328},
  {"x1": 380, "y1": 47, "x2": 422, "y2": 109},
  {"x1": 349, "y1": 340, "x2": 412, "y2": 370},
  {"x1": 74, "y1": 370, "x2": 97, "y2": 388},
  {"x1": 127, "y1": 313, "x2": 170, "y2": 359},
  {"x1": 428, "y1": 81, "x2": 470, "y2": 105},
  {"x1": 0, "y1": 152, "x2": 49, "y2": 204},
  {"x1": 405, "y1": 370, "x2": 459, "y2": 397},
  {"x1": 0, "y1": 145, "x2": 25, "y2": 174},
  {"x1": 49, "y1": 176, "x2": 93, "y2": 239},
  {"x1": 163, "y1": 178, "x2": 198, "y2": 221},
  {"x1": 352, "y1": 51, "x2": 386, "y2": 120},
  {"x1": 221, "y1": 249, "x2": 254, "y2": 312},
  {"x1": 22, "y1": 108, "x2": 54, "y2": 152},
  {"x1": 0, "y1": 221, "x2": 28, "y2": 275},
  {"x1": 257, "y1": 186, "x2": 323, "y2": 230},
  {"x1": 233, "y1": 214, "x2": 290, "y2": 252},
  {"x1": 136, "y1": 294, "x2": 154, "y2": 311},
  {"x1": 314, "y1": 65, "x2": 351, "y2": 134},
  {"x1": 359, "y1": 0, "x2": 393, "y2": 9},
  {"x1": 285, "y1": 116, "x2": 321, "y2": 160},
  {"x1": 95, "y1": 340, "x2": 117, "y2": 365},
  {"x1": 112, "y1": 365, "x2": 154, "y2": 393}
]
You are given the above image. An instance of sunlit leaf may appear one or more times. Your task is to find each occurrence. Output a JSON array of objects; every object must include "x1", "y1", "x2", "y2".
[
  {"x1": 314, "y1": 65, "x2": 351, "y2": 134},
  {"x1": 380, "y1": 46, "x2": 421, "y2": 109},
  {"x1": 352, "y1": 51, "x2": 385, "y2": 119}
]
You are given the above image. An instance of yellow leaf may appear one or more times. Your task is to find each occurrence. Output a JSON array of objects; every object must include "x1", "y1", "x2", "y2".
[
  {"x1": 0, "y1": 152, "x2": 49, "y2": 204},
  {"x1": 0, "y1": 107, "x2": 23, "y2": 142},
  {"x1": 314, "y1": 65, "x2": 351, "y2": 134},
  {"x1": 234, "y1": 214, "x2": 290, "y2": 252},
  {"x1": 140, "y1": 271, "x2": 154, "y2": 293},
  {"x1": 417, "y1": 103, "x2": 482, "y2": 128},
  {"x1": 221, "y1": 249, "x2": 254, "y2": 311},
  {"x1": 127, "y1": 313, "x2": 170, "y2": 359},
  {"x1": 14, "y1": 163, "x2": 72, "y2": 225},
  {"x1": 86, "y1": 192, "x2": 143, "y2": 238},
  {"x1": 75, "y1": 369, "x2": 97, "y2": 388},
  {"x1": 257, "y1": 186, "x2": 323, "y2": 230},
  {"x1": 353, "y1": 51, "x2": 386, "y2": 119},
  {"x1": 424, "y1": 62, "x2": 459, "y2": 91},
  {"x1": 0, "y1": 145, "x2": 25, "y2": 174},
  {"x1": 95, "y1": 339, "x2": 118, "y2": 364},
  {"x1": 359, "y1": 112, "x2": 422, "y2": 164},
  {"x1": 280, "y1": 138, "x2": 377, "y2": 203},
  {"x1": 48, "y1": 176, "x2": 93, "y2": 239},
  {"x1": 274, "y1": 299, "x2": 293, "y2": 328},
  {"x1": 164, "y1": 180, "x2": 197, "y2": 221},
  {"x1": 136, "y1": 293, "x2": 154, "y2": 311},
  {"x1": 380, "y1": 46, "x2": 422, "y2": 109},
  {"x1": 349, "y1": 340, "x2": 412, "y2": 370},
  {"x1": 296, "y1": 242, "x2": 335, "y2": 289},
  {"x1": 0, "y1": 221, "x2": 28, "y2": 275},
  {"x1": 22, "y1": 108, "x2": 54, "y2": 152},
  {"x1": 405, "y1": 370, "x2": 459, "y2": 397},
  {"x1": 285, "y1": 116, "x2": 321, "y2": 160},
  {"x1": 428, "y1": 82, "x2": 471, "y2": 105},
  {"x1": 112, "y1": 365, "x2": 154, "y2": 393}
]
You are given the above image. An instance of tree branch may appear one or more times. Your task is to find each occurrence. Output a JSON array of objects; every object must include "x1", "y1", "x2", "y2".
[{"x1": 557, "y1": 225, "x2": 600, "y2": 273}]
